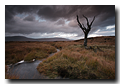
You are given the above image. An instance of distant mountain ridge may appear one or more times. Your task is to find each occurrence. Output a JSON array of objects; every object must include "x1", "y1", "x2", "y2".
[{"x1": 5, "y1": 36, "x2": 70, "y2": 41}]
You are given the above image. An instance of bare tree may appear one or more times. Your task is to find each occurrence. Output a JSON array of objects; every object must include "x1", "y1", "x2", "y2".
[{"x1": 77, "y1": 15, "x2": 95, "y2": 47}]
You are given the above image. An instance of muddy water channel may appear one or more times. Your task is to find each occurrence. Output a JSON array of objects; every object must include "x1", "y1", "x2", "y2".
[{"x1": 8, "y1": 49, "x2": 60, "y2": 79}]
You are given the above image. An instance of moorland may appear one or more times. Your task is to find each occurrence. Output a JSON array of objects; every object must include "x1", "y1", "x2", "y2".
[{"x1": 5, "y1": 36, "x2": 115, "y2": 79}]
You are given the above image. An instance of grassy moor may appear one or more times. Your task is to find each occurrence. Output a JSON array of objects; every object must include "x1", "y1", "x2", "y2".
[
  {"x1": 5, "y1": 36, "x2": 115, "y2": 79},
  {"x1": 5, "y1": 42, "x2": 57, "y2": 64}
]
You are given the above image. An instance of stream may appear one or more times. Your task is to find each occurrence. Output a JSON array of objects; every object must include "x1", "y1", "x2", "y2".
[{"x1": 8, "y1": 49, "x2": 60, "y2": 79}]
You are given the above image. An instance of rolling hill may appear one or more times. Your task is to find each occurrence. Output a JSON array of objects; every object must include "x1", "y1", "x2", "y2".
[{"x1": 5, "y1": 36, "x2": 70, "y2": 41}]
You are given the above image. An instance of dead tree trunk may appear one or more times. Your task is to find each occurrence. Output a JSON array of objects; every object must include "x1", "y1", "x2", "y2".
[
  {"x1": 84, "y1": 33, "x2": 88, "y2": 46},
  {"x1": 77, "y1": 15, "x2": 95, "y2": 47}
]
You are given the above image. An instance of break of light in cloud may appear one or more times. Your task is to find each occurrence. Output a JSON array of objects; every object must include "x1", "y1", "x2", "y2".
[
  {"x1": 6, "y1": 32, "x2": 78, "y2": 40},
  {"x1": 89, "y1": 25, "x2": 115, "y2": 38},
  {"x1": 35, "y1": 15, "x2": 46, "y2": 22},
  {"x1": 16, "y1": 13, "x2": 28, "y2": 18},
  {"x1": 54, "y1": 32, "x2": 78, "y2": 39},
  {"x1": 88, "y1": 34, "x2": 103, "y2": 38},
  {"x1": 106, "y1": 25, "x2": 115, "y2": 29}
]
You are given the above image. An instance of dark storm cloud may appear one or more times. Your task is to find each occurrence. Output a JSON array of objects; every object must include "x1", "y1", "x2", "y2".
[
  {"x1": 5, "y1": 5, "x2": 45, "y2": 23},
  {"x1": 5, "y1": 5, "x2": 115, "y2": 23},
  {"x1": 23, "y1": 15, "x2": 35, "y2": 21},
  {"x1": 38, "y1": 5, "x2": 115, "y2": 21},
  {"x1": 5, "y1": 5, "x2": 115, "y2": 39}
]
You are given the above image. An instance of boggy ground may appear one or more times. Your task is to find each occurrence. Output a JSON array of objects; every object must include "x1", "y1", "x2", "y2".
[
  {"x1": 5, "y1": 42, "x2": 57, "y2": 79},
  {"x1": 37, "y1": 36, "x2": 115, "y2": 79},
  {"x1": 5, "y1": 36, "x2": 115, "y2": 79}
]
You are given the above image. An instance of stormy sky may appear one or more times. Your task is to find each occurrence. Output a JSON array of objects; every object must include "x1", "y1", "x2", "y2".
[{"x1": 5, "y1": 5, "x2": 115, "y2": 40}]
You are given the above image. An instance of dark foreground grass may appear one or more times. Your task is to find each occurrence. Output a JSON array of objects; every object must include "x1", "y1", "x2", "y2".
[{"x1": 37, "y1": 36, "x2": 115, "y2": 79}]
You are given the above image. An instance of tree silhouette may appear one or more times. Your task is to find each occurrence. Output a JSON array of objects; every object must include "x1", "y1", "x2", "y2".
[{"x1": 77, "y1": 15, "x2": 95, "y2": 47}]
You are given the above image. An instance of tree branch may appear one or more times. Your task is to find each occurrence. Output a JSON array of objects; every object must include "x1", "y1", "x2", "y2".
[
  {"x1": 82, "y1": 24, "x2": 85, "y2": 29},
  {"x1": 77, "y1": 15, "x2": 86, "y2": 33},
  {"x1": 83, "y1": 15, "x2": 89, "y2": 27},
  {"x1": 76, "y1": 15, "x2": 83, "y2": 28},
  {"x1": 76, "y1": 15, "x2": 80, "y2": 24},
  {"x1": 90, "y1": 16, "x2": 95, "y2": 26}
]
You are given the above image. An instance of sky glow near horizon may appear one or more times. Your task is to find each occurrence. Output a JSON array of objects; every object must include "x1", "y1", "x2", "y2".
[{"x1": 5, "y1": 5, "x2": 115, "y2": 40}]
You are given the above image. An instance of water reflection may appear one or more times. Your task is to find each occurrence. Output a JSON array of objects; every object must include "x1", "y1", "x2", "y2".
[{"x1": 9, "y1": 49, "x2": 60, "y2": 79}]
